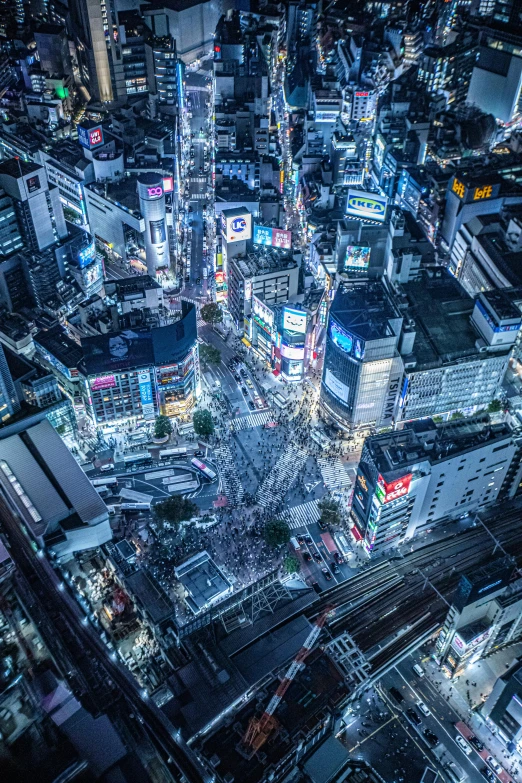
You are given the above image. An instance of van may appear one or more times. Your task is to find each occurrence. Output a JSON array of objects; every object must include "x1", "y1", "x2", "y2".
[
  {"x1": 412, "y1": 663, "x2": 425, "y2": 678},
  {"x1": 100, "y1": 464, "x2": 114, "y2": 472},
  {"x1": 290, "y1": 536, "x2": 301, "y2": 551}
]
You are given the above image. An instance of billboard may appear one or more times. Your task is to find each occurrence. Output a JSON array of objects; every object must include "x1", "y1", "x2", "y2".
[
  {"x1": 26, "y1": 175, "x2": 41, "y2": 194},
  {"x1": 90, "y1": 375, "x2": 116, "y2": 391},
  {"x1": 221, "y1": 209, "x2": 252, "y2": 243},
  {"x1": 324, "y1": 368, "x2": 349, "y2": 403},
  {"x1": 150, "y1": 218, "x2": 166, "y2": 245},
  {"x1": 345, "y1": 246, "x2": 371, "y2": 271},
  {"x1": 346, "y1": 189, "x2": 387, "y2": 222},
  {"x1": 162, "y1": 176, "x2": 174, "y2": 193},
  {"x1": 77, "y1": 240, "x2": 97, "y2": 269},
  {"x1": 283, "y1": 308, "x2": 307, "y2": 334},
  {"x1": 281, "y1": 343, "x2": 305, "y2": 360},
  {"x1": 82, "y1": 329, "x2": 154, "y2": 374},
  {"x1": 375, "y1": 473, "x2": 412, "y2": 505},
  {"x1": 252, "y1": 295, "x2": 274, "y2": 330},
  {"x1": 253, "y1": 225, "x2": 292, "y2": 250},
  {"x1": 138, "y1": 370, "x2": 155, "y2": 419},
  {"x1": 78, "y1": 124, "x2": 104, "y2": 149}
]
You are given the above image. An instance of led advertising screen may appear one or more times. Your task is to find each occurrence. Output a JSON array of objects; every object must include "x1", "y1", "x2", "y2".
[
  {"x1": 82, "y1": 329, "x2": 154, "y2": 374},
  {"x1": 329, "y1": 320, "x2": 365, "y2": 360},
  {"x1": 252, "y1": 295, "x2": 274, "y2": 330},
  {"x1": 90, "y1": 375, "x2": 116, "y2": 391},
  {"x1": 375, "y1": 473, "x2": 412, "y2": 504},
  {"x1": 162, "y1": 176, "x2": 174, "y2": 193},
  {"x1": 78, "y1": 124, "x2": 104, "y2": 149},
  {"x1": 221, "y1": 209, "x2": 252, "y2": 243},
  {"x1": 26, "y1": 175, "x2": 41, "y2": 194},
  {"x1": 150, "y1": 219, "x2": 166, "y2": 245},
  {"x1": 346, "y1": 189, "x2": 387, "y2": 222},
  {"x1": 345, "y1": 246, "x2": 371, "y2": 271},
  {"x1": 253, "y1": 225, "x2": 273, "y2": 246},
  {"x1": 77, "y1": 241, "x2": 96, "y2": 269},
  {"x1": 253, "y1": 225, "x2": 292, "y2": 250},
  {"x1": 281, "y1": 343, "x2": 305, "y2": 360},
  {"x1": 283, "y1": 308, "x2": 307, "y2": 334},
  {"x1": 138, "y1": 370, "x2": 155, "y2": 419},
  {"x1": 324, "y1": 368, "x2": 349, "y2": 402}
]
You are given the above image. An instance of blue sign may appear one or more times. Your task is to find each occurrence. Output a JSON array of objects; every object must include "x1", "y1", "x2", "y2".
[
  {"x1": 346, "y1": 189, "x2": 387, "y2": 222},
  {"x1": 231, "y1": 216, "x2": 247, "y2": 233},
  {"x1": 77, "y1": 241, "x2": 96, "y2": 269},
  {"x1": 138, "y1": 370, "x2": 154, "y2": 419},
  {"x1": 330, "y1": 320, "x2": 354, "y2": 355},
  {"x1": 77, "y1": 125, "x2": 90, "y2": 149},
  {"x1": 253, "y1": 225, "x2": 273, "y2": 246}
]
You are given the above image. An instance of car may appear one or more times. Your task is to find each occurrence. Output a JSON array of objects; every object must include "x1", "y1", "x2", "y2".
[
  {"x1": 241, "y1": 387, "x2": 248, "y2": 394},
  {"x1": 248, "y1": 401, "x2": 256, "y2": 410},
  {"x1": 304, "y1": 535, "x2": 312, "y2": 544},
  {"x1": 240, "y1": 369, "x2": 247, "y2": 377},
  {"x1": 313, "y1": 552, "x2": 322, "y2": 563},
  {"x1": 486, "y1": 757, "x2": 502, "y2": 775},
  {"x1": 234, "y1": 374, "x2": 241, "y2": 382},
  {"x1": 194, "y1": 450, "x2": 204, "y2": 457},
  {"x1": 100, "y1": 464, "x2": 114, "y2": 472},
  {"x1": 331, "y1": 563, "x2": 340, "y2": 574},
  {"x1": 481, "y1": 769, "x2": 496, "y2": 782},
  {"x1": 455, "y1": 735, "x2": 472, "y2": 755},
  {"x1": 303, "y1": 552, "x2": 312, "y2": 562},
  {"x1": 333, "y1": 551, "x2": 345, "y2": 564},
  {"x1": 417, "y1": 701, "x2": 430, "y2": 717},
  {"x1": 423, "y1": 729, "x2": 439, "y2": 747},
  {"x1": 412, "y1": 664, "x2": 424, "y2": 678},
  {"x1": 321, "y1": 567, "x2": 332, "y2": 581},
  {"x1": 246, "y1": 378, "x2": 253, "y2": 387},
  {"x1": 389, "y1": 686, "x2": 404, "y2": 704},
  {"x1": 297, "y1": 536, "x2": 306, "y2": 545},
  {"x1": 469, "y1": 735, "x2": 485, "y2": 752},
  {"x1": 407, "y1": 708, "x2": 421, "y2": 726},
  {"x1": 311, "y1": 582, "x2": 322, "y2": 594}
]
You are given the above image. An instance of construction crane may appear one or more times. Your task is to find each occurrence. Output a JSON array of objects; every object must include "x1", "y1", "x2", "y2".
[{"x1": 241, "y1": 606, "x2": 334, "y2": 756}]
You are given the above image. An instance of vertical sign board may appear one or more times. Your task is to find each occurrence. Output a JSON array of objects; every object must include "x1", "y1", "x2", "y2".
[{"x1": 138, "y1": 370, "x2": 155, "y2": 420}]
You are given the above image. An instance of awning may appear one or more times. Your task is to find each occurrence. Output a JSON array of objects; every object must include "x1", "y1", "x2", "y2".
[
  {"x1": 351, "y1": 525, "x2": 363, "y2": 542},
  {"x1": 241, "y1": 337, "x2": 251, "y2": 347},
  {"x1": 272, "y1": 369, "x2": 280, "y2": 376}
]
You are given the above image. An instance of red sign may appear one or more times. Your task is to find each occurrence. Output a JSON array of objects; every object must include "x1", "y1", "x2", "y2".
[
  {"x1": 162, "y1": 176, "x2": 173, "y2": 193},
  {"x1": 89, "y1": 128, "x2": 103, "y2": 146},
  {"x1": 355, "y1": 92, "x2": 369, "y2": 97},
  {"x1": 377, "y1": 473, "x2": 412, "y2": 504}
]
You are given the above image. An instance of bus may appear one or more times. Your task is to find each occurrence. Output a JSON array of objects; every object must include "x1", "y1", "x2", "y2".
[
  {"x1": 159, "y1": 447, "x2": 188, "y2": 460},
  {"x1": 92, "y1": 477, "x2": 118, "y2": 488},
  {"x1": 120, "y1": 503, "x2": 151, "y2": 512},
  {"x1": 272, "y1": 392, "x2": 289, "y2": 409},
  {"x1": 123, "y1": 452, "x2": 151, "y2": 467},
  {"x1": 119, "y1": 488, "x2": 153, "y2": 505},
  {"x1": 191, "y1": 457, "x2": 217, "y2": 482}
]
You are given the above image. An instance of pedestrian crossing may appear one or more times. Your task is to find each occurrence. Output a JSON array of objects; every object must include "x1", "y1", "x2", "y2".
[
  {"x1": 213, "y1": 443, "x2": 244, "y2": 506},
  {"x1": 197, "y1": 318, "x2": 206, "y2": 329},
  {"x1": 190, "y1": 177, "x2": 207, "y2": 183},
  {"x1": 256, "y1": 444, "x2": 308, "y2": 511},
  {"x1": 317, "y1": 458, "x2": 352, "y2": 490},
  {"x1": 284, "y1": 500, "x2": 321, "y2": 530},
  {"x1": 230, "y1": 410, "x2": 273, "y2": 431},
  {"x1": 190, "y1": 193, "x2": 208, "y2": 200}
]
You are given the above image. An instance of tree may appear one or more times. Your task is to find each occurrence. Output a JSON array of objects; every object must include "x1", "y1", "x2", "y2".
[
  {"x1": 200, "y1": 303, "x2": 223, "y2": 326},
  {"x1": 154, "y1": 415, "x2": 173, "y2": 438},
  {"x1": 318, "y1": 497, "x2": 342, "y2": 528},
  {"x1": 193, "y1": 409, "x2": 214, "y2": 437},
  {"x1": 154, "y1": 495, "x2": 198, "y2": 528},
  {"x1": 199, "y1": 343, "x2": 221, "y2": 365},
  {"x1": 284, "y1": 555, "x2": 300, "y2": 574},
  {"x1": 488, "y1": 399, "x2": 502, "y2": 413},
  {"x1": 450, "y1": 411, "x2": 465, "y2": 420},
  {"x1": 263, "y1": 518, "x2": 290, "y2": 548}
]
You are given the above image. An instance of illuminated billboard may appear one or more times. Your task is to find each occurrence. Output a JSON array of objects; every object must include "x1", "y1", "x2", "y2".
[
  {"x1": 283, "y1": 308, "x2": 307, "y2": 334},
  {"x1": 345, "y1": 246, "x2": 371, "y2": 271},
  {"x1": 252, "y1": 295, "x2": 274, "y2": 330},
  {"x1": 78, "y1": 124, "x2": 104, "y2": 150},
  {"x1": 375, "y1": 473, "x2": 412, "y2": 505},
  {"x1": 162, "y1": 176, "x2": 174, "y2": 193},
  {"x1": 221, "y1": 208, "x2": 252, "y2": 243},
  {"x1": 253, "y1": 225, "x2": 292, "y2": 250},
  {"x1": 346, "y1": 189, "x2": 387, "y2": 222},
  {"x1": 329, "y1": 320, "x2": 365, "y2": 360},
  {"x1": 77, "y1": 241, "x2": 96, "y2": 269},
  {"x1": 324, "y1": 368, "x2": 349, "y2": 402},
  {"x1": 138, "y1": 370, "x2": 155, "y2": 419},
  {"x1": 281, "y1": 343, "x2": 305, "y2": 360},
  {"x1": 90, "y1": 375, "x2": 116, "y2": 391}
]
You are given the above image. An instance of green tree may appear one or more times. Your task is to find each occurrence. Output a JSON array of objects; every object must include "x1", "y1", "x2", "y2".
[
  {"x1": 432, "y1": 415, "x2": 443, "y2": 423},
  {"x1": 199, "y1": 343, "x2": 221, "y2": 365},
  {"x1": 318, "y1": 497, "x2": 342, "y2": 528},
  {"x1": 154, "y1": 495, "x2": 198, "y2": 529},
  {"x1": 284, "y1": 555, "x2": 300, "y2": 574},
  {"x1": 200, "y1": 303, "x2": 223, "y2": 326},
  {"x1": 263, "y1": 518, "x2": 291, "y2": 547},
  {"x1": 488, "y1": 399, "x2": 502, "y2": 413},
  {"x1": 450, "y1": 411, "x2": 465, "y2": 420},
  {"x1": 154, "y1": 415, "x2": 173, "y2": 438},
  {"x1": 193, "y1": 409, "x2": 214, "y2": 437}
]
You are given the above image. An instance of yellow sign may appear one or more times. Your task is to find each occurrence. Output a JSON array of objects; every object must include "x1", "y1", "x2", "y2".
[
  {"x1": 357, "y1": 474, "x2": 368, "y2": 492},
  {"x1": 452, "y1": 178, "x2": 466, "y2": 199},
  {"x1": 473, "y1": 185, "x2": 493, "y2": 201}
]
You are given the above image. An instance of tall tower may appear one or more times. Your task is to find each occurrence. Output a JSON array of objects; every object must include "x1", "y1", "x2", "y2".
[{"x1": 137, "y1": 173, "x2": 170, "y2": 276}]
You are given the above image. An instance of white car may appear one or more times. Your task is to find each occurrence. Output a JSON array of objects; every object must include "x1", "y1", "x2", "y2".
[
  {"x1": 417, "y1": 701, "x2": 430, "y2": 717},
  {"x1": 486, "y1": 756, "x2": 503, "y2": 775},
  {"x1": 455, "y1": 735, "x2": 472, "y2": 755}
]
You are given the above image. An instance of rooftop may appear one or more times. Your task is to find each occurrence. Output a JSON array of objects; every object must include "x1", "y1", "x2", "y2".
[
  {"x1": 330, "y1": 281, "x2": 400, "y2": 342},
  {"x1": 174, "y1": 551, "x2": 232, "y2": 614},
  {"x1": 35, "y1": 324, "x2": 83, "y2": 370},
  {"x1": 233, "y1": 249, "x2": 297, "y2": 278}
]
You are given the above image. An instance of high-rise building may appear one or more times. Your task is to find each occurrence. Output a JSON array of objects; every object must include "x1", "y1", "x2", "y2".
[
  {"x1": 320, "y1": 281, "x2": 404, "y2": 433},
  {"x1": 351, "y1": 416, "x2": 522, "y2": 557},
  {"x1": 0, "y1": 188, "x2": 22, "y2": 258},
  {"x1": 0, "y1": 341, "x2": 19, "y2": 421},
  {"x1": 0, "y1": 159, "x2": 67, "y2": 252}
]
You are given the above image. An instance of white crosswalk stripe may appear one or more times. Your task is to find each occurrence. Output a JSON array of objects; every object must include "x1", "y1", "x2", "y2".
[
  {"x1": 214, "y1": 443, "x2": 244, "y2": 506},
  {"x1": 317, "y1": 458, "x2": 352, "y2": 490},
  {"x1": 189, "y1": 177, "x2": 206, "y2": 183},
  {"x1": 190, "y1": 193, "x2": 208, "y2": 200},
  {"x1": 197, "y1": 318, "x2": 205, "y2": 329},
  {"x1": 256, "y1": 445, "x2": 307, "y2": 511},
  {"x1": 230, "y1": 410, "x2": 273, "y2": 432},
  {"x1": 284, "y1": 500, "x2": 321, "y2": 530}
]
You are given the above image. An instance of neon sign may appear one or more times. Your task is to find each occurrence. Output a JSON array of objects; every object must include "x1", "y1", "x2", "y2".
[{"x1": 147, "y1": 186, "x2": 163, "y2": 198}]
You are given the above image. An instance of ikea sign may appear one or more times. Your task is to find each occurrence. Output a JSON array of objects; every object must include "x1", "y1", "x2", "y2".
[{"x1": 346, "y1": 189, "x2": 387, "y2": 223}]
